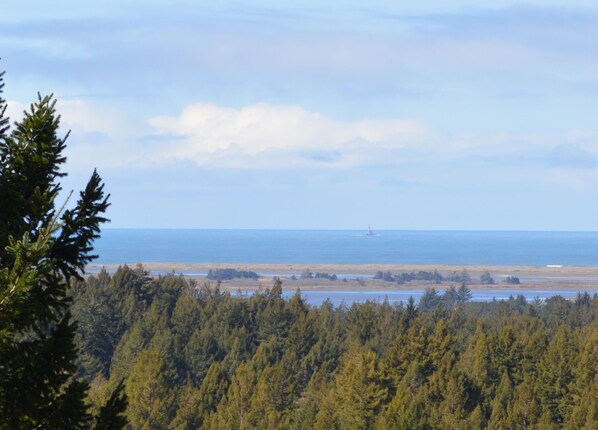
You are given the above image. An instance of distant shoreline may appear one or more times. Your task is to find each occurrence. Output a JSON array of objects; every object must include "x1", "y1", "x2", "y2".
[{"x1": 86, "y1": 262, "x2": 598, "y2": 292}]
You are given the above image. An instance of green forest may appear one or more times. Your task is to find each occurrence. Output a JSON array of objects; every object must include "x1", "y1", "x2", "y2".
[{"x1": 73, "y1": 266, "x2": 598, "y2": 429}]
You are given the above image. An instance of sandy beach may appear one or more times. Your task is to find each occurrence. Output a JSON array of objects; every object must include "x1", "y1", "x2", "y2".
[{"x1": 86, "y1": 262, "x2": 598, "y2": 292}]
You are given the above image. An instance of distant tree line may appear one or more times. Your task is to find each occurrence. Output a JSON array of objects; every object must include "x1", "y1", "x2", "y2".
[
  {"x1": 480, "y1": 270, "x2": 495, "y2": 285},
  {"x1": 71, "y1": 265, "x2": 598, "y2": 429},
  {"x1": 374, "y1": 270, "x2": 444, "y2": 284},
  {"x1": 207, "y1": 268, "x2": 259, "y2": 281},
  {"x1": 505, "y1": 275, "x2": 521, "y2": 284},
  {"x1": 448, "y1": 269, "x2": 472, "y2": 284},
  {"x1": 374, "y1": 269, "x2": 522, "y2": 286},
  {"x1": 419, "y1": 284, "x2": 473, "y2": 312},
  {"x1": 300, "y1": 270, "x2": 337, "y2": 281}
]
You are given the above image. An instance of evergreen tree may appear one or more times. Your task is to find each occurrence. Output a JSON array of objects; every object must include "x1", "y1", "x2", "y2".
[
  {"x1": 0, "y1": 70, "x2": 8, "y2": 144},
  {"x1": 313, "y1": 388, "x2": 339, "y2": 430},
  {"x1": 486, "y1": 371, "x2": 513, "y2": 430},
  {"x1": 419, "y1": 287, "x2": 442, "y2": 313},
  {"x1": 72, "y1": 278, "x2": 125, "y2": 379},
  {"x1": 196, "y1": 361, "x2": 230, "y2": 419},
  {"x1": 93, "y1": 380, "x2": 128, "y2": 430},
  {"x1": 446, "y1": 371, "x2": 473, "y2": 427},
  {"x1": 480, "y1": 271, "x2": 495, "y2": 285},
  {"x1": 383, "y1": 365, "x2": 430, "y2": 430},
  {"x1": 170, "y1": 383, "x2": 203, "y2": 430},
  {"x1": 125, "y1": 348, "x2": 174, "y2": 429},
  {"x1": 289, "y1": 376, "x2": 321, "y2": 430},
  {"x1": 400, "y1": 296, "x2": 418, "y2": 330},
  {"x1": 0, "y1": 71, "x2": 125, "y2": 428},
  {"x1": 333, "y1": 349, "x2": 388, "y2": 430},
  {"x1": 456, "y1": 282, "x2": 472, "y2": 303},
  {"x1": 251, "y1": 351, "x2": 301, "y2": 421},
  {"x1": 214, "y1": 362, "x2": 257, "y2": 429},
  {"x1": 537, "y1": 326, "x2": 575, "y2": 425},
  {"x1": 508, "y1": 376, "x2": 540, "y2": 430},
  {"x1": 443, "y1": 285, "x2": 459, "y2": 310}
]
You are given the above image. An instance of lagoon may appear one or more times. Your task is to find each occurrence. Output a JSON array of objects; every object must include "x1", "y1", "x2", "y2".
[{"x1": 275, "y1": 289, "x2": 595, "y2": 307}]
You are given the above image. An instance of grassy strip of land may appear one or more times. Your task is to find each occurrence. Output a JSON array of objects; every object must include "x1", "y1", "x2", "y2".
[{"x1": 87, "y1": 263, "x2": 598, "y2": 291}]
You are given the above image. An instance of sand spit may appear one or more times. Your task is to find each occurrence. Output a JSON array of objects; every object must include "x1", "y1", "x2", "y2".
[{"x1": 86, "y1": 263, "x2": 598, "y2": 292}]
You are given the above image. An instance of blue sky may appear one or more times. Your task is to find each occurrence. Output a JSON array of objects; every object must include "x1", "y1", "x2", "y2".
[{"x1": 2, "y1": 1, "x2": 598, "y2": 229}]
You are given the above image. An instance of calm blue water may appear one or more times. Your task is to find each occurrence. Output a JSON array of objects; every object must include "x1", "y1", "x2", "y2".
[
  {"x1": 278, "y1": 289, "x2": 594, "y2": 307},
  {"x1": 93, "y1": 229, "x2": 598, "y2": 266}
]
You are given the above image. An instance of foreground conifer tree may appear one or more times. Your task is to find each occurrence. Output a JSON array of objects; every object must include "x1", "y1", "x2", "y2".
[{"x1": 0, "y1": 69, "x2": 127, "y2": 428}]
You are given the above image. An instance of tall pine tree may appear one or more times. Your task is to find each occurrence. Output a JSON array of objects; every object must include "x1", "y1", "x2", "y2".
[{"x1": 0, "y1": 68, "x2": 126, "y2": 428}]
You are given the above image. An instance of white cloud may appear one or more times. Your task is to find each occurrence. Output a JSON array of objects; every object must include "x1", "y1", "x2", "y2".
[
  {"x1": 57, "y1": 99, "x2": 134, "y2": 138},
  {"x1": 5, "y1": 100, "x2": 27, "y2": 123},
  {"x1": 5, "y1": 98, "x2": 148, "y2": 172},
  {"x1": 148, "y1": 103, "x2": 430, "y2": 167},
  {"x1": 7, "y1": 98, "x2": 132, "y2": 138}
]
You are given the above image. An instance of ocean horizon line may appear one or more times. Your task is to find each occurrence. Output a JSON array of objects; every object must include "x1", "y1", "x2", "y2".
[{"x1": 100, "y1": 227, "x2": 598, "y2": 233}]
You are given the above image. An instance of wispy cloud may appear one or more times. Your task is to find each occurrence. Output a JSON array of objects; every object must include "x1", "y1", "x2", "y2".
[
  {"x1": 547, "y1": 144, "x2": 597, "y2": 169},
  {"x1": 5, "y1": 100, "x2": 27, "y2": 123}
]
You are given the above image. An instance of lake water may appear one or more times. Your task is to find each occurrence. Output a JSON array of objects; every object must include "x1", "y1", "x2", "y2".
[
  {"x1": 275, "y1": 289, "x2": 595, "y2": 307},
  {"x1": 94, "y1": 229, "x2": 598, "y2": 266}
]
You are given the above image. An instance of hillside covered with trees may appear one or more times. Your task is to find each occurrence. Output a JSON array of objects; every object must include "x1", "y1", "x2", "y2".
[{"x1": 73, "y1": 266, "x2": 598, "y2": 429}]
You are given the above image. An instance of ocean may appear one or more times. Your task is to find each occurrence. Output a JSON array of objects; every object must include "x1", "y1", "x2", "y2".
[{"x1": 93, "y1": 229, "x2": 598, "y2": 266}]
